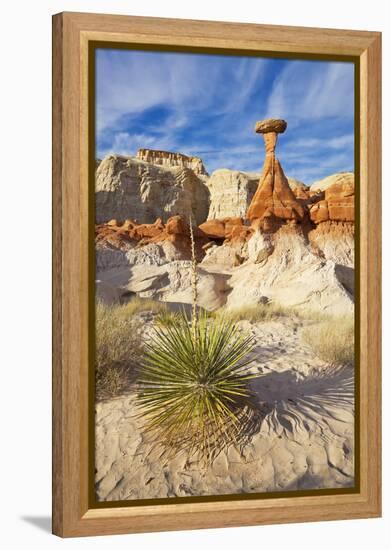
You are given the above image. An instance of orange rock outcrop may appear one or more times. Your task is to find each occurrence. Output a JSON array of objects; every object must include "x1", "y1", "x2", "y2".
[
  {"x1": 199, "y1": 217, "x2": 253, "y2": 243},
  {"x1": 310, "y1": 180, "x2": 354, "y2": 224},
  {"x1": 96, "y1": 215, "x2": 209, "y2": 258}
]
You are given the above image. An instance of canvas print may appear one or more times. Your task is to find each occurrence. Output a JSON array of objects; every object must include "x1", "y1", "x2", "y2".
[{"x1": 94, "y1": 48, "x2": 356, "y2": 503}]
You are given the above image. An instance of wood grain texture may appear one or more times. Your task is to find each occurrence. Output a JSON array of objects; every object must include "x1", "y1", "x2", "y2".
[
  {"x1": 52, "y1": 12, "x2": 63, "y2": 537},
  {"x1": 52, "y1": 11, "x2": 382, "y2": 538}
]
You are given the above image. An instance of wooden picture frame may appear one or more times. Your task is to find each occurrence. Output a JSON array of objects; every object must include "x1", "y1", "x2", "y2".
[{"x1": 52, "y1": 11, "x2": 381, "y2": 537}]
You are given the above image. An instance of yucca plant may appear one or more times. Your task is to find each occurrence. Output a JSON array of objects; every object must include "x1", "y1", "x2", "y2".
[
  {"x1": 155, "y1": 309, "x2": 181, "y2": 328},
  {"x1": 136, "y1": 309, "x2": 256, "y2": 460},
  {"x1": 136, "y1": 216, "x2": 256, "y2": 461}
]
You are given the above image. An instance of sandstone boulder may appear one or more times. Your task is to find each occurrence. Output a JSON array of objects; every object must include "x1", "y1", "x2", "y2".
[
  {"x1": 288, "y1": 178, "x2": 310, "y2": 200},
  {"x1": 255, "y1": 118, "x2": 287, "y2": 134},
  {"x1": 326, "y1": 180, "x2": 354, "y2": 222},
  {"x1": 199, "y1": 217, "x2": 252, "y2": 243}
]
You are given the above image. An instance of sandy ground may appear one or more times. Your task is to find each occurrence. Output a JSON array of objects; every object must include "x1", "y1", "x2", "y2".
[{"x1": 95, "y1": 317, "x2": 355, "y2": 502}]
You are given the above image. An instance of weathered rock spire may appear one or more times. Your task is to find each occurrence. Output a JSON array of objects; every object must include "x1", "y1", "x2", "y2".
[{"x1": 246, "y1": 119, "x2": 305, "y2": 227}]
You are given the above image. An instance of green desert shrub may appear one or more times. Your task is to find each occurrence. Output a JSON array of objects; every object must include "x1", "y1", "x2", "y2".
[
  {"x1": 301, "y1": 315, "x2": 354, "y2": 366},
  {"x1": 136, "y1": 309, "x2": 256, "y2": 460},
  {"x1": 95, "y1": 301, "x2": 144, "y2": 400}
]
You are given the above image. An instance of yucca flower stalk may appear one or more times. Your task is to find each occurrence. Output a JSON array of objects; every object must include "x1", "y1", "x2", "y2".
[
  {"x1": 188, "y1": 214, "x2": 198, "y2": 344},
  {"x1": 136, "y1": 214, "x2": 256, "y2": 461}
]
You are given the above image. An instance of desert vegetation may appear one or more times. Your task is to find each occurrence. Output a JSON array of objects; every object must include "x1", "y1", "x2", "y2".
[
  {"x1": 136, "y1": 309, "x2": 256, "y2": 460},
  {"x1": 214, "y1": 302, "x2": 299, "y2": 324},
  {"x1": 94, "y1": 124, "x2": 356, "y2": 497},
  {"x1": 95, "y1": 301, "x2": 147, "y2": 399},
  {"x1": 134, "y1": 220, "x2": 257, "y2": 460},
  {"x1": 301, "y1": 315, "x2": 354, "y2": 366}
]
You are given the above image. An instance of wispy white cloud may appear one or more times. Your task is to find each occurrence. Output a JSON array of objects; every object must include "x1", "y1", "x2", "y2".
[
  {"x1": 96, "y1": 50, "x2": 355, "y2": 180},
  {"x1": 97, "y1": 51, "x2": 268, "y2": 136},
  {"x1": 266, "y1": 61, "x2": 354, "y2": 122}
]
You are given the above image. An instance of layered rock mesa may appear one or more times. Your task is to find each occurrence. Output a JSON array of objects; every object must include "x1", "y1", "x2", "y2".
[
  {"x1": 136, "y1": 148, "x2": 208, "y2": 176},
  {"x1": 246, "y1": 119, "x2": 306, "y2": 229},
  {"x1": 95, "y1": 154, "x2": 209, "y2": 225}
]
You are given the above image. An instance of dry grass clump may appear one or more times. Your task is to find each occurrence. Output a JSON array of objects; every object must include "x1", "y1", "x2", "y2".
[
  {"x1": 301, "y1": 315, "x2": 354, "y2": 366},
  {"x1": 95, "y1": 301, "x2": 146, "y2": 400},
  {"x1": 114, "y1": 296, "x2": 168, "y2": 318},
  {"x1": 214, "y1": 302, "x2": 297, "y2": 324}
]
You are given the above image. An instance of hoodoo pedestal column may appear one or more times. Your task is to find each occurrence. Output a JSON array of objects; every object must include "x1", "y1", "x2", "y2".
[{"x1": 247, "y1": 119, "x2": 305, "y2": 227}]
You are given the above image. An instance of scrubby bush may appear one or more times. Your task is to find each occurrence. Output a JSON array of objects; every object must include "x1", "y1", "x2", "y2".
[
  {"x1": 301, "y1": 315, "x2": 354, "y2": 366},
  {"x1": 214, "y1": 302, "x2": 296, "y2": 323},
  {"x1": 95, "y1": 301, "x2": 145, "y2": 400}
]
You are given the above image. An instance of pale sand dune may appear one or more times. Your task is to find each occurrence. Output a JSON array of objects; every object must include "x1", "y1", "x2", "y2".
[{"x1": 95, "y1": 318, "x2": 354, "y2": 502}]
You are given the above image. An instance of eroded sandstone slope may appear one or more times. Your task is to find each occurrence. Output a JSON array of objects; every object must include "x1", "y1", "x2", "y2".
[{"x1": 95, "y1": 132, "x2": 355, "y2": 315}]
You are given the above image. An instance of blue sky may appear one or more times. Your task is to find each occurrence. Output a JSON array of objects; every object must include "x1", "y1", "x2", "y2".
[{"x1": 96, "y1": 49, "x2": 355, "y2": 184}]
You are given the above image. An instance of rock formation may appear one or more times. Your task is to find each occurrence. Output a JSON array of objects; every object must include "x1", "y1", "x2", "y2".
[
  {"x1": 225, "y1": 224, "x2": 354, "y2": 315},
  {"x1": 96, "y1": 215, "x2": 208, "y2": 262},
  {"x1": 306, "y1": 173, "x2": 354, "y2": 266},
  {"x1": 310, "y1": 178, "x2": 354, "y2": 224},
  {"x1": 94, "y1": 123, "x2": 356, "y2": 315},
  {"x1": 310, "y1": 172, "x2": 353, "y2": 193},
  {"x1": 95, "y1": 155, "x2": 209, "y2": 225},
  {"x1": 136, "y1": 148, "x2": 208, "y2": 175},
  {"x1": 288, "y1": 178, "x2": 310, "y2": 200},
  {"x1": 206, "y1": 169, "x2": 259, "y2": 219},
  {"x1": 246, "y1": 119, "x2": 306, "y2": 228},
  {"x1": 199, "y1": 217, "x2": 252, "y2": 241}
]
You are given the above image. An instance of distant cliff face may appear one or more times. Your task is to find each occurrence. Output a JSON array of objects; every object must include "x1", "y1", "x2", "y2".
[
  {"x1": 136, "y1": 149, "x2": 208, "y2": 176},
  {"x1": 206, "y1": 169, "x2": 259, "y2": 220},
  {"x1": 95, "y1": 131, "x2": 355, "y2": 234},
  {"x1": 95, "y1": 155, "x2": 210, "y2": 225}
]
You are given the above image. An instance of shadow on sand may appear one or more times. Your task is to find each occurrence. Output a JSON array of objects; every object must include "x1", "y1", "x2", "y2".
[{"x1": 246, "y1": 364, "x2": 354, "y2": 438}]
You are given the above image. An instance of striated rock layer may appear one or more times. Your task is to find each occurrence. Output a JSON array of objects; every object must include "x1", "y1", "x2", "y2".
[
  {"x1": 96, "y1": 155, "x2": 209, "y2": 225},
  {"x1": 246, "y1": 119, "x2": 306, "y2": 227},
  {"x1": 136, "y1": 148, "x2": 208, "y2": 175},
  {"x1": 310, "y1": 177, "x2": 354, "y2": 224},
  {"x1": 206, "y1": 169, "x2": 259, "y2": 219}
]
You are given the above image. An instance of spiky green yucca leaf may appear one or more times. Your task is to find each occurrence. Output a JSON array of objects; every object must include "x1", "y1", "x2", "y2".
[{"x1": 136, "y1": 309, "x2": 256, "y2": 460}]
